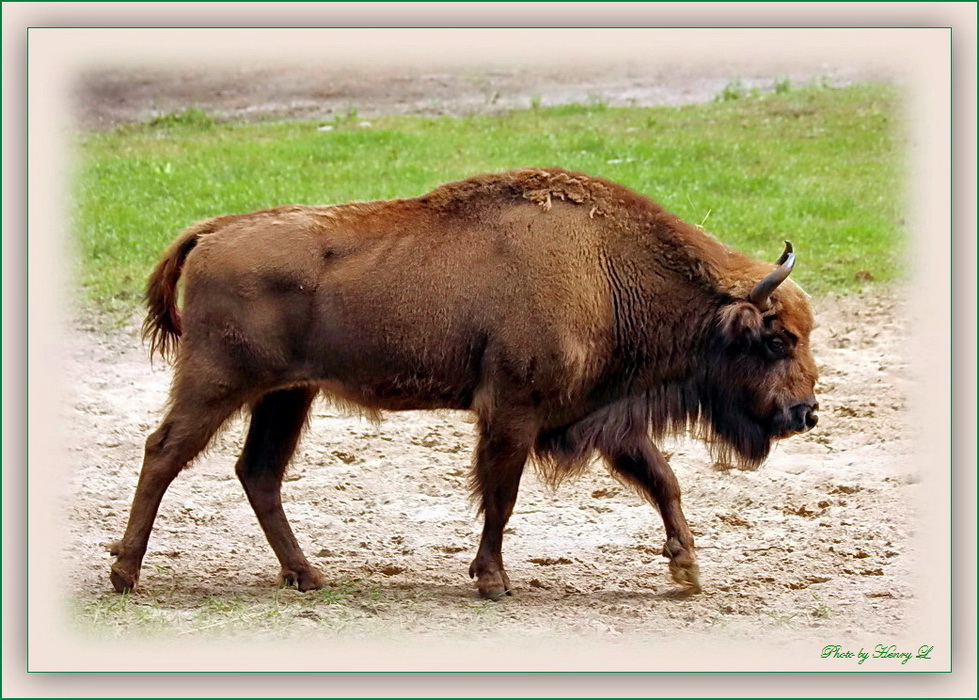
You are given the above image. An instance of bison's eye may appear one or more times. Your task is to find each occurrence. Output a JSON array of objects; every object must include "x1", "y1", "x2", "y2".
[{"x1": 764, "y1": 335, "x2": 787, "y2": 358}]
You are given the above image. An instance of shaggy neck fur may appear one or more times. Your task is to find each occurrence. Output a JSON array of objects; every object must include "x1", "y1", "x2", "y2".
[{"x1": 530, "y1": 183, "x2": 777, "y2": 481}]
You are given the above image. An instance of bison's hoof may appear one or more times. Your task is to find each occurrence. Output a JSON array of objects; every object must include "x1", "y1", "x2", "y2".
[
  {"x1": 469, "y1": 561, "x2": 512, "y2": 600},
  {"x1": 663, "y1": 537, "x2": 702, "y2": 593},
  {"x1": 279, "y1": 566, "x2": 326, "y2": 592},
  {"x1": 109, "y1": 563, "x2": 138, "y2": 593},
  {"x1": 476, "y1": 572, "x2": 512, "y2": 601}
]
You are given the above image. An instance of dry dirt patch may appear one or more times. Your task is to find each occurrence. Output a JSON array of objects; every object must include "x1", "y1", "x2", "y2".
[{"x1": 74, "y1": 62, "x2": 889, "y2": 129}]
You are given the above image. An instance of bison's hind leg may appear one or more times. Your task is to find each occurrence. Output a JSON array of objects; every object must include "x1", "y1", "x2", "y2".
[
  {"x1": 110, "y1": 378, "x2": 247, "y2": 593},
  {"x1": 235, "y1": 386, "x2": 325, "y2": 591}
]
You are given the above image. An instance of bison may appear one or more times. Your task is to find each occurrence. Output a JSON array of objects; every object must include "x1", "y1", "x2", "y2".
[{"x1": 109, "y1": 167, "x2": 819, "y2": 600}]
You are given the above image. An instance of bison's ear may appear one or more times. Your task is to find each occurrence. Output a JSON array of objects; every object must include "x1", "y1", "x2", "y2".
[{"x1": 716, "y1": 301, "x2": 764, "y2": 348}]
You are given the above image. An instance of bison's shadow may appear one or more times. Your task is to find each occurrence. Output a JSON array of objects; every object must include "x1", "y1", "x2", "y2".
[{"x1": 99, "y1": 571, "x2": 701, "y2": 611}]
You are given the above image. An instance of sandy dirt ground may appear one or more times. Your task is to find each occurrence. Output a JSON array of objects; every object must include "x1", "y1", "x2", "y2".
[{"x1": 59, "y1": 64, "x2": 920, "y2": 660}]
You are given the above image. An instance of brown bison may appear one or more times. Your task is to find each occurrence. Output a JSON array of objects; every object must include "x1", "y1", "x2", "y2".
[{"x1": 109, "y1": 167, "x2": 818, "y2": 600}]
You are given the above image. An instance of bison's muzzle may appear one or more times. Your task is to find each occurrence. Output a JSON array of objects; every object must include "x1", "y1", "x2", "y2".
[{"x1": 776, "y1": 398, "x2": 820, "y2": 437}]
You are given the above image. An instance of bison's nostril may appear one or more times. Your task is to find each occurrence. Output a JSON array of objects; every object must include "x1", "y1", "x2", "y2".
[{"x1": 788, "y1": 402, "x2": 818, "y2": 433}]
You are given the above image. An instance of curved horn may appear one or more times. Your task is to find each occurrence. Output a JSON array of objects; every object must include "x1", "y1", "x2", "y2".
[{"x1": 749, "y1": 240, "x2": 795, "y2": 310}]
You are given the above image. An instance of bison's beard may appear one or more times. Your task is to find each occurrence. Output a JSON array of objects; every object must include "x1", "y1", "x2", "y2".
[
  {"x1": 697, "y1": 385, "x2": 774, "y2": 469},
  {"x1": 530, "y1": 380, "x2": 774, "y2": 485}
]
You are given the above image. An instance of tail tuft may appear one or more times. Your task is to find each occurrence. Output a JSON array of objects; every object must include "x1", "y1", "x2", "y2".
[{"x1": 141, "y1": 219, "x2": 217, "y2": 362}]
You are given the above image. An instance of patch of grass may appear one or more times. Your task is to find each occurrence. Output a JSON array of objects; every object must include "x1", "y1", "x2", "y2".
[
  {"x1": 763, "y1": 609, "x2": 800, "y2": 627},
  {"x1": 322, "y1": 104, "x2": 362, "y2": 131},
  {"x1": 70, "y1": 577, "x2": 386, "y2": 638},
  {"x1": 808, "y1": 593, "x2": 833, "y2": 620},
  {"x1": 813, "y1": 73, "x2": 834, "y2": 90},
  {"x1": 144, "y1": 108, "x2": 217, "y2": 130},
  {"x1": 315, "y1": 578, "x2": 381, "y2": 604},
  {"x1": 69, "y1": 593, "x2": 179, "y2": 637},
  {"x1": 74, "y1": 82, "x2": 904, "y2": 309},
  {"x1": 774, "y1": 76, "x2": 792, "y2": 95},
  {"x1": 466, "y1": 599, "x2": 501, "y2": 616},
  {"x1": 715, "y1": 78, "x2": 749, "y2": 102}
]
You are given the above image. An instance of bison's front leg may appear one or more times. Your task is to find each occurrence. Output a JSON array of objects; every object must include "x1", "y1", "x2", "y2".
[
  {"x1": 602, "y1": 437, "x2": 702, "y2": 593},
  {"x1": 468, "y1": 419, "x2": 534, "y2": 600}
]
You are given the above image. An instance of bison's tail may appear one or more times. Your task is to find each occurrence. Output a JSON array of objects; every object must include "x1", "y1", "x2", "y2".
[{"x1": 141, "y1": 218, "x2": 219, "y2": 362}]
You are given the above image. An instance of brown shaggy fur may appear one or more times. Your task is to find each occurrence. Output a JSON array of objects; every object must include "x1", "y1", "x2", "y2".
[{"x1": 112, "y1": 168, "x2": 818, "y2": 600}]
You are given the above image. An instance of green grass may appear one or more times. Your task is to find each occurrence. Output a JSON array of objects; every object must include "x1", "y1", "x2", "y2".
[
  {"x1": 69, "y1": 579, "x2": 383, "y2": 638},
  {"x1": 73, "y1": 82, "x2": 905, "y2": 310}
]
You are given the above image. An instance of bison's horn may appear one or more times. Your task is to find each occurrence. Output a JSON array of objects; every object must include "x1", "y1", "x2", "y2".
[{"x1": 748, "y1": 240, "x2": 795, "y2": 310}]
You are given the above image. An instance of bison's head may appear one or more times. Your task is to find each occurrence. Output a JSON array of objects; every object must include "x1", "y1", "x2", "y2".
[{"x1": 700, "y1": 242, "x2": 819, "y2": 467}]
